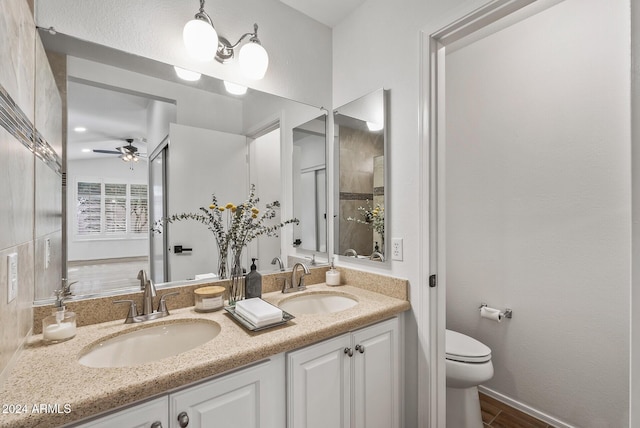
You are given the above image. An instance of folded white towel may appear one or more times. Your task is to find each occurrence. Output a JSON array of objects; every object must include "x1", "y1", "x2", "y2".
[{"x1": 235, "y1": 298, "x2": 283, "y2": 327}]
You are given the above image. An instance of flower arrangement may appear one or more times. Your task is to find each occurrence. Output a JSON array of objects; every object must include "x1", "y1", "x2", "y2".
[
  {"x1": 347, "y1": 200, "x2": 385, "y2": 250},
  {"x1": 153, "y1": 184, "x2": 299, "y2": 284}
]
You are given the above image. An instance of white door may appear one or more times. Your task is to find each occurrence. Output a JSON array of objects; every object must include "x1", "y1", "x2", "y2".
[
  {"x1": 287, "y1": 334, "x2": 351, "y2": 428},
  {"x1": 167, "y1": 123, "x2": 247, "y2": 281}
]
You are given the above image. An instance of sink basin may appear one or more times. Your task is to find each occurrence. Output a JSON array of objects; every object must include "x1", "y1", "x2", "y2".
[
  {"x1": 79, "y1": 320, "x2": 221, "y2": 368},
  {"x1": 278, "y1": 293, "x2": 358, "y2": 315}
]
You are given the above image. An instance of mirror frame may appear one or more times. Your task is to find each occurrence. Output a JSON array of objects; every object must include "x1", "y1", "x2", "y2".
[{"x1": 333, "y1": 88, "x2": 390, "y2": 266}]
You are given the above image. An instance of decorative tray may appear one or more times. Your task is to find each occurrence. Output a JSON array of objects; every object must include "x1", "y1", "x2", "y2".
[{"x1": 224, "y1": 305, "x2": 295, "y2": 331}]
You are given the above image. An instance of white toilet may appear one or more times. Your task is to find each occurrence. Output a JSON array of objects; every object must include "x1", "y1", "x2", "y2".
[{"x1": 446, "y1": 329, "x2": 494, "y2": 428}]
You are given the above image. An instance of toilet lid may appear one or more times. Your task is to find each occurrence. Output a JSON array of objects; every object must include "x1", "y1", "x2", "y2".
[{"x1": 446, "y1": 330, "x2": 492, "y2": 363}]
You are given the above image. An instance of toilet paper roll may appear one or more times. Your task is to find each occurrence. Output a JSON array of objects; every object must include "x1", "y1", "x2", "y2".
[{"x1": 480, "y1": 306, "x2": 503, "y2": 322}]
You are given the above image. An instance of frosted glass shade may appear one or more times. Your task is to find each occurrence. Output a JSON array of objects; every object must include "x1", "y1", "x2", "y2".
[
  {"x1": 223, "y1": 81, "x2": 248, "y2": 95},
  {"x1": 183, "y1": 19, "x2": 218, "y2": 61},
  {"x1": 366, "y1": 121, "x2": 383, "y2": 132},
  {"x1": 239, "y1": 42, "x2": 269, "y2": 80},
  {"x1": 174, "y1": 66, "x2": 202, "y2": 81}
]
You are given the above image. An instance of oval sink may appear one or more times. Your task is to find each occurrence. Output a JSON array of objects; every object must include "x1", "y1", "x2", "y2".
[
  {"x1": 79, "y1": 320, "x2": 221, "y2": 368},
  {"x1": 279, "y1": 293, "x2": 358, "y2": 315}
]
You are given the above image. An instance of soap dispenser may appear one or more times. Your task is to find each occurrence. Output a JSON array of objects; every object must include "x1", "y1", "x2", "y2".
[
  {"x1": 326, "y1": 257, "x2": 341, "y2": 286},
  {"x1": 42, "y1": 287, "x2": 77, "y2": 343},
  {"x1": 245, "y1": 258, "x2": 263, "y2": 299}
]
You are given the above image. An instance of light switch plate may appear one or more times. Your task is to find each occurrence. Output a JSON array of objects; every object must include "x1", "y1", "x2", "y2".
[
  {"x1": 391, "y1": 238, "x2": 403, "y2": 261},
  {"x1": 7, "y1": 253, "x2": 18, "y2": 303}
]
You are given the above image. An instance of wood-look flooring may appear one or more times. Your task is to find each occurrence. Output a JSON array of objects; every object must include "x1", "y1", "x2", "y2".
[{"x1": 480, "y1": 392, "x2": 556, "y2": 428}]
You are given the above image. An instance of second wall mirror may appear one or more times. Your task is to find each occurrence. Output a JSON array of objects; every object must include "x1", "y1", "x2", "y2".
[{"x1": 334, "y1": 88, "x2": 389, "y2": 264}]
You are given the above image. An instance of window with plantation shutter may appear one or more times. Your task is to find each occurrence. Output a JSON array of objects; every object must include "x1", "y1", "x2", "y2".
[{"x1": 76, "y1": 179, "x2": 148, "y2": 239}]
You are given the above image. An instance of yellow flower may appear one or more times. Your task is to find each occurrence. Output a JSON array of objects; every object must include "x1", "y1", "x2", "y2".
[
  {"x1": 251, "y1": 207, "x2": 259, "y2": 214},
  {"x1": 231, "y1": 206, "x2": 237, "y2": 213},
  {"x1": 218, "y1": 206, "x2": 225, "y2": 212},
  {"x1": 225, "y1": 203, "x2": 234, "y2": 209},
  {"x1": 252, "y1": 213, "x2": 258, "y2": 219},
  {"x1": 372, "y1": 209, "x2": 379, "y2": 216},
  {"x1": 209, "y1": 204, "x2": 216, "y2": 210}
]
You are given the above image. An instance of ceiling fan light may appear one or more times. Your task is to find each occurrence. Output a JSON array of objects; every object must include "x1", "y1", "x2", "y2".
[
  {"x1": 239, "y1": 41, "x2": 269, "y2": 80},
  {"x1": 183, "y1": 18, "x2": 218, "y2": 61},
  {"x1": 174, "y1": 66, "x2": 202, "y2": 81},
  {"x1": 133, "y1": 156, "x2": 139, "y2": 162}
]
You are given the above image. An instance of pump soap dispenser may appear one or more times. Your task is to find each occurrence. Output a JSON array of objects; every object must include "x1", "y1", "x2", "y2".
[
  {"x1": 245, "y1": 258, "x2": 263, "y2": 299},
  {"x1": 42, "y1": 282, "x2": 77, "y2": 343},
  {"x1": 326, "y1": 257, "x2": 341, "y2": 286}
]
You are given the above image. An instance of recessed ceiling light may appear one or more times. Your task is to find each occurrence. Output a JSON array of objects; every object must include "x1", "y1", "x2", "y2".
[
  {"x1": 81, "y1": 148, "x2": 91, "y2": 153},
  {"x1": 74, "y1": 126, "x2": 87, "y2": 133}
]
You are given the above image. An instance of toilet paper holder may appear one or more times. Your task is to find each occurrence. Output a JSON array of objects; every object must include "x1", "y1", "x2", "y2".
[{"x1": 479, "y1": 303, "x2": 513, "y2": 320}]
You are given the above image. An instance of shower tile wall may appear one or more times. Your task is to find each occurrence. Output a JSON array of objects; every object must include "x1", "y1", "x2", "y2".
[{"x1": 0, "y1": 0, "x2": 62, "y2": 387}]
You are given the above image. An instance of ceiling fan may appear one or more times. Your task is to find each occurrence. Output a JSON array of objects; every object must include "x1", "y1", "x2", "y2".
[{"x1": 93, "y1": 138, "x2": 146, "y2": 162}]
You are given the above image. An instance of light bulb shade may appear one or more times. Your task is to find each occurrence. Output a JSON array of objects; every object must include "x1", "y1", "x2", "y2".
[
  {"x1": 174, "y1": 66, "x2": 202, "y2": 81},
  {"x1": 183, "y1": 18, "x2": 218, "y2": 61},
  {"x1": 366, "y1": 121, "x2": 383, "y2": 132},
  {"x1": 239, "y1": 41, "x2": 269, "y2": 80},
  {"x1": 223, "y1": 81, "x2": 248, "y2": 95}
]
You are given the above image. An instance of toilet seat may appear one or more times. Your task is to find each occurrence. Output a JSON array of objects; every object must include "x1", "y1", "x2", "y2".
[{"x1": 446, "y1": 329, "x2": 491, "y2": 363}]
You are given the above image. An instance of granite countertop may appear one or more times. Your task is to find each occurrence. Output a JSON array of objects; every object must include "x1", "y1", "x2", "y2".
[{"x1": 0, "y1": 283, "x2": 410, "y2": 428}]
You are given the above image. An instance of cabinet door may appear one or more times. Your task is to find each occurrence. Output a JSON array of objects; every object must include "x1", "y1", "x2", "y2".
[
  {"x1": 287, "y1": 334, "x2": 351, "y2": 428},
  {"x1": 351, "y1": 317, "x2": 400, "y2": 428},
  {"x1": 72, "y1": 397, "x2": 168, "y2": 428},
  {"x1": 170, "y1": 357, "x2": 284, "y2": 428}
]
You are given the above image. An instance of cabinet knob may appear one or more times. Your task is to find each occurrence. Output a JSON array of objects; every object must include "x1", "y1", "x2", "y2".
[
  {"x1": 344, "y1": 347, "x2": 353, "y2": 357},
  {"x1": 177, "y1": 411, "x2": 190, "y2": 427},
  {"x1": 355, "y1": 344, "x2": 365, "y2": 354},
  {"x1": 151, "y1": 422, "x2": 163, "y2": 428}
]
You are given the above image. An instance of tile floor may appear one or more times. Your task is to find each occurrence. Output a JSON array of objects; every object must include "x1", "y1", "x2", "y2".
[{"x1": 480, "y1": 393, "x2": 556, "y2": 428}]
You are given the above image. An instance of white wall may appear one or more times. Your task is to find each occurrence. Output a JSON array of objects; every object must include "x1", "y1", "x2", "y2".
[
  {"x1": 445, "y1": 0, "x2": 630, "y2": 426},
  {"x1": 35, "y1": 0, "x2": 332, "y2": 108},
  {"x1": 67, "y1": 158, "x2": 148, "y2": 261}
]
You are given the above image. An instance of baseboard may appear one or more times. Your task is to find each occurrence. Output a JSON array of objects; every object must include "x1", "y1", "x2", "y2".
[{"x1": 478, "y1": 385, "x2": 576, "y2": 428}]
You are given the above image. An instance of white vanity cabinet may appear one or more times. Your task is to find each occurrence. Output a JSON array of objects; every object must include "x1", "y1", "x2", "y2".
[
  {"x1": 287, "y1": 317, "x2": 400, "y2": 428},
  {"x1": 70, "y1": 356, "x2": 285, "y2": 428},
  {"x1": 169, "y1": 355, "x2": 285, "y2": 428},
  {"x1": 71, "y1": 397, "x2": 168, "y2": 428}
]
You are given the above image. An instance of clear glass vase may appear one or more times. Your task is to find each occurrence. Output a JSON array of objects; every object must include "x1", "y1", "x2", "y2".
[
  {"x1": 218, "y1": 246, "x2": 228, "y2": 279},
  {"x1": 228, "y1": 248, "x2": 245, "y2": 305}
]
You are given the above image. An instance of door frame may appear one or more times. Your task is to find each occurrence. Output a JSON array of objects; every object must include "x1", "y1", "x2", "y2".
[{"x1": 418, "y1": 1, "x2": 567, "y2": 425}]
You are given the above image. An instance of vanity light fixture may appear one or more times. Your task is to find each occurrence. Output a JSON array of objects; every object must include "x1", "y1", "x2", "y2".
[
  {"x1": 174, "y1": 66, "x2": 202, "y2": 81},
  {"x1": 223, "y1": 81, "x2": 248, "y2": 95},
  {"x1": 74, "y1": 126, "x2": 87, "y2": 133},
  {"x1": 366, "y1": 121, "x2": 383, "y2": 132},
  {"x1": 183, "y1": 0, "x2": 269, "y2": 80}
]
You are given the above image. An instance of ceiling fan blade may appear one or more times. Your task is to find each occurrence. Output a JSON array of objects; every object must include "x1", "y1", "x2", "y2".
[{"x1": 93, "y1": 149, "x2": 121, "y2": 155}]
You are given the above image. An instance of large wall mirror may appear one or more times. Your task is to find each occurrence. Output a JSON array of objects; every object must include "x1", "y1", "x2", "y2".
[
  {"x1": 35, "y1": 29, "x2": 327, "y2": 302},
  {"x1": 334, "y1": 88, "x2": 388, "y2": 264}
]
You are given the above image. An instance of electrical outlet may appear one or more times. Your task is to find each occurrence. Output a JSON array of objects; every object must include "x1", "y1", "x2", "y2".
[
  {"x1": 391, "y1": 238, "x2": 403, "y2": 261},
  {"x1": 7, "y1": 253, "x2": 18, "y2": 303}
]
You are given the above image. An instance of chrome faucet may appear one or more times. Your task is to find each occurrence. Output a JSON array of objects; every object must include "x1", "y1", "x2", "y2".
[
  {"x1": 271, "y1": 256, "x2": 285, "y2": 271},
  {"x1": 114, "y1": 270, "x2": 178, "y2": 323},
  {"x1": 344, "y1": 249, "x2": 358, "y2": 257},
  {"x1": 137, "y1": 270, "x2": 157, "y2": 315},
  {"x1": 370, "y1": 251, "x2": 385, "y2": 262},
  {"x1": 282, "y1": 262, "x2": 310, "y2": 293}
]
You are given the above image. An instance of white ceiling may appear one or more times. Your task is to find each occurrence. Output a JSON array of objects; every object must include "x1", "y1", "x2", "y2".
[{"x1": 277, "y1": 0, "x2": 366, "y2": 27}]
